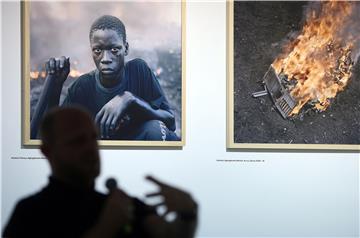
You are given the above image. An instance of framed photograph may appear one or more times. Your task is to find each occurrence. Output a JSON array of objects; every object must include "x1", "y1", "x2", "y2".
[
  {"x1": 22, "y1": 1, "x2": 185, "y2": 147},
  {"x1": 227, "y1": 1, "x2": 360, "y2": 150}
]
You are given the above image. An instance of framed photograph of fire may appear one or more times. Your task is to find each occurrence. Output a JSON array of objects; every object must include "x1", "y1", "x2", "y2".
[
  {"x1": 22, "y1": 1, "x2": 185, "y2": 147},
  {"x1": 227, "y1": 1, "x2": 360, "y2": 150}
]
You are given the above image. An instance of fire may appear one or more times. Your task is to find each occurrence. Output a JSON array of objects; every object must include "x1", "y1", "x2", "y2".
[
  {"x1": 29, "y1": 71, "x2": 40, "y2": 79},
  {"x1": 272, "y1": 1, "x2": 357, "y2": 116},
  {"x1": 69, "y1": 69, "x2": 82, "y2": 78},
  {"x1": 30, "y1": 69, "x2": 82, "y2": 80}
]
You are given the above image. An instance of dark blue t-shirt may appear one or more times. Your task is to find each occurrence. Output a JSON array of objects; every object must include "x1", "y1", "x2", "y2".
[{"x1": 62, "y1": 58, "x2": 175, "y2": 131}]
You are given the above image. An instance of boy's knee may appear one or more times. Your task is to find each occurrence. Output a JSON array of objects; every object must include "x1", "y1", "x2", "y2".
[{"x1": 140, "y1": 120, "x2": 168, "y2": 140}]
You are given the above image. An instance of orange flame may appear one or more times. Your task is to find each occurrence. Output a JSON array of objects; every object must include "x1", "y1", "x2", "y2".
[
  {"x1": 30, "y1": 69, "x2": 82, "y2": 80},
  {"x1": 272, "y1": 1, "x2": 357, "y2": 116},
  {"x1": 30, "y1": 71, "x2": 40, "y2": 79},
  {"x1": 69, "y1": 69, "x2": 82, "y2": 78}
]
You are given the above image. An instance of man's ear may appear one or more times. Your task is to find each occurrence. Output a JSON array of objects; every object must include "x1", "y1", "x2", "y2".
[{"x1": 125, "y1": 42, "x2": 129, "y2": 56}]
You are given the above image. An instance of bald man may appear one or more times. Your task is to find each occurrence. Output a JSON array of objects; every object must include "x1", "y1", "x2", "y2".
[{"x1": 4, "y1": 107, "x2": 197, "y2": 238}]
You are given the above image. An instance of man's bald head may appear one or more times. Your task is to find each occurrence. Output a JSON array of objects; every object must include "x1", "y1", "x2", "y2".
[
  {"x1": 40, "y1": 107, "x2": 94, "y2": 146},
  {"x1": 40, "y1": 107, "x2": 100, "y2": 188}
]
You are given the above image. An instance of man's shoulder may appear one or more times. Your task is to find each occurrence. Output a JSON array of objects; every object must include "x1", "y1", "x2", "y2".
[
  {"x1": 14, "y1": 187, "x2": 49, "y2": 208},
  {"x1": 2, "y1": 191, "x2": 44, "y2": 237},
  {"x1": 7, "y1": 188, "x2": 50, "y2": 221}
]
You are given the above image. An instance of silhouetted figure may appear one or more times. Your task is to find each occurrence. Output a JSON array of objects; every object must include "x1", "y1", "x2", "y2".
[
  {"x1": 3, "y1": 107, "x2": 197, "y2": 238},
  {"x1": 31, "y1": 15, "x2": 178, "y2": 141}
]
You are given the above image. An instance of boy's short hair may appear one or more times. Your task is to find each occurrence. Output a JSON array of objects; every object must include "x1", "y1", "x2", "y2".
[{"x1": 89, "y1": 15, "x2": 127, "y2": 42}]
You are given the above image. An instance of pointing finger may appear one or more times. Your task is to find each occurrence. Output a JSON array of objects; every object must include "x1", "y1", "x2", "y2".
[
  {"x1": 145, "y1": 191, "x2": 162, "y2": 198},
  {"x1": 146, "y1": 176, "x2": 168, "y2": 188}
]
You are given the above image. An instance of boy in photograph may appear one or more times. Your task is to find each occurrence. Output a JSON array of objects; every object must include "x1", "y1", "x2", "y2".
[{"x1": 31, "y1": 15, "x2": 178, "y2": 141}]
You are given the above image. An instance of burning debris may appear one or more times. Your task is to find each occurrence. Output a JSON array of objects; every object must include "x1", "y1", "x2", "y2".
[
  {"x1": 253, "y1": 66, "x2": 297, "y2": 119},
  {"x1": 30, "y1": 68, "x2": 82, "y2": 80},
  {"x1": 253, "y1": 0, "x2": 359, "y2": 120}
]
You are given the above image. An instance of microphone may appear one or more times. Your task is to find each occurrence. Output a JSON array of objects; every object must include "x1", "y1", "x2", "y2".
[
  {"x1": 105, "y1": 177, "x2": 117, "y2": 192},
  {"x1": 105, "y1": 177, "x2": 133, "y2": 235}
]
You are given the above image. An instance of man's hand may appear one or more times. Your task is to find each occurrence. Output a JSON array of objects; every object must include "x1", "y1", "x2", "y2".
[
  {"x1": 84, "y1": 188, "x2": 134, "y2": 238},
  {"x1": 45, "y1": 56, "x2": 70, "y2": 87},
  {"x1": 144, "y1": 176, "x2": 198, "y2": 238},
  {"x1": 145, "y1": 175, "x2": 198, "y2": 219},
  {"x1": 100, "y1": 188, "x2": 135, "y2": 230},
  {"x1": 95, "y1": 91, "x2": 135, "y2": 139}
]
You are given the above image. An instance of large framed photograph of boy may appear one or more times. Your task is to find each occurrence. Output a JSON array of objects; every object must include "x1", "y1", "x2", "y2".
[
  {"x1": 227, "y1": 1, "x2": 360, "y2": 150},
  {"x1": 22, "y1": 1, "x2": 185, "y2": 147}
]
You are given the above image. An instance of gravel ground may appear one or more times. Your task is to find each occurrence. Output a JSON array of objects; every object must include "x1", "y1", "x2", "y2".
[{"x1": 233, "y1": 1, "x2": 360, "y2": 145}]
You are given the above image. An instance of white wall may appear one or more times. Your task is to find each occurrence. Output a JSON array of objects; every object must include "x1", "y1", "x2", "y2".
[
  {"x1": 0, "y1": 0, "x2": 3, "y2": 236},
  {"x1": 1, "y1": 2, "x2": 359, "y2": 237}
]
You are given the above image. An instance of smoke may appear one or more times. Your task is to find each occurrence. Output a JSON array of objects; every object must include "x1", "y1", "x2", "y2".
[
  {"x1": 302, "y1": 1, "x2": 360, "y2": 64},
  {"x1": 29, "y1": 1, "x2": 181, "y2": 73},
  {"x1": 343, "y1": 2, "x2": 360, "y2": 64}
]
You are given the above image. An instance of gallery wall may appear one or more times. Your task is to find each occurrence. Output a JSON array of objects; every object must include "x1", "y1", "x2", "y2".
[{"x1": 1, "y1": 2, "x2": 359, "y2": 237}]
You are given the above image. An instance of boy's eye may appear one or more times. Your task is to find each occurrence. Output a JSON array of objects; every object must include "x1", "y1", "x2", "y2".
[
  {"x1": 93, "y1": 48, "x2": 101, "y2": 54},
  {"x1": 111, "y1": 48, "x2": 119, "y2": 53}
]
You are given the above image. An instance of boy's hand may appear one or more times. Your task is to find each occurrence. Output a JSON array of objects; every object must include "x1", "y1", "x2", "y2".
[
  {"x1": 95, "y1": 91, "x2": 135, "y2": 139},
  {"x1": 45, "y1": 56, "x2": 70, "y2": 86}
]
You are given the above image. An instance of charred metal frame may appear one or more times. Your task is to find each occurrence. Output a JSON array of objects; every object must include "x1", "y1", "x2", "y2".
[{"x1": 252, "y1": 66, "x2": 297, "y2": 119}]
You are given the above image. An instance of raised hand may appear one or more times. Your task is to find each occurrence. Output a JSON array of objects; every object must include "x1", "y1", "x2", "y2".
[
  {"x1": 145, "y1": 175, "x2": 198, "y2": 218},
  {"x1": 30, "y1": 56, "x2": 71, "y2": 139},
  {"x1": 45, "y1": 56, "x2": 70, "y2": 86},
  {"x1": 95, "y1": 91, "x2": 135, "y2": 139}
]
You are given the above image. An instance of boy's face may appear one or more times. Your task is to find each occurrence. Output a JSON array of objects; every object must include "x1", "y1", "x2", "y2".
[{"x1": 90, "y1": 29, "x2": 128, "y2": 80}]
